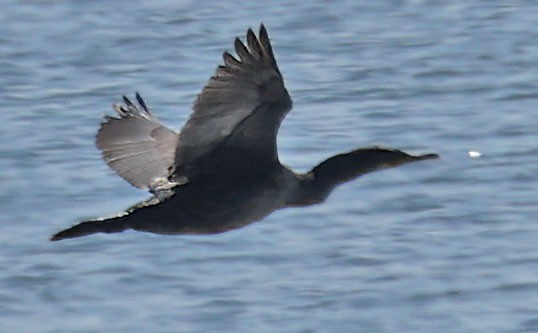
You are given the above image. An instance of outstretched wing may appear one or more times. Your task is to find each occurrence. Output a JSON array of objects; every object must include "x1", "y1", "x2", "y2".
[
  {"x1": 175, "y1": 24, "x2": 292, "y2": 175},
  {"x1": 96, "y1": 93, "x2": 179, "y2": 193}
]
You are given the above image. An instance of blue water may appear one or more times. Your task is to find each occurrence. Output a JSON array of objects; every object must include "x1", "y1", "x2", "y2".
[{"x1": 1, "y1": 1, "x2": 538, "y2": 332}]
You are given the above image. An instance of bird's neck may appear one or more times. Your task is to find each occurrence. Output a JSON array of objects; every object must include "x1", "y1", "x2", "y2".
[{"x1": 287, "y1": 148, "x2": 438, "y2": 206}]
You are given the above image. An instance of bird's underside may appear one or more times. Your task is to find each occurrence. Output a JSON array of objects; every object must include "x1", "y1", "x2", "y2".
[{"x1": 50, "y1": 25, "x2": 438, "y2": 241}]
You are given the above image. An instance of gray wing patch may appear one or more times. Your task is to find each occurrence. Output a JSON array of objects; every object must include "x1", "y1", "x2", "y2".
[
  {"x1": 96, "y1": 93, "x2": 180, "y2": 194},
  {"x1": 176, "y1": 25, "x2": 292, "y2": 173}
]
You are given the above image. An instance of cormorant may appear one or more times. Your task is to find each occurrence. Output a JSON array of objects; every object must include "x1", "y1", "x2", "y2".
[{"x1": 51, "y1": 25, "x2": 438, "y2": 241}]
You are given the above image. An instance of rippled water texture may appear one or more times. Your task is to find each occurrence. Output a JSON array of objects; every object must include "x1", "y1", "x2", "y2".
[{"x1": 1, "y1": 1, "x2": 537, "y2": 332}]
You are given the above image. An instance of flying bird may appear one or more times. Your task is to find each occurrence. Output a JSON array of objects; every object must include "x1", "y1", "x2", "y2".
[{"x1": 51, "y1": 25, "x2": 438, "y2": 241}]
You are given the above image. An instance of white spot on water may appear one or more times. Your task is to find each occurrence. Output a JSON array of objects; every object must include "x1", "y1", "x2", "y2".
[{"x1": 468, "y1": 150, "x2": 481, "y2": 158}]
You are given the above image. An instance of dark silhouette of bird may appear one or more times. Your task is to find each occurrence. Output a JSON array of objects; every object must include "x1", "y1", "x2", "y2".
[{"x1": 51, "y1": 25, "x2": 438, "y2": 241}]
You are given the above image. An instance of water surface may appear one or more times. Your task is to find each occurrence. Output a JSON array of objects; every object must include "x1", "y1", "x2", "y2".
[{"x1": 1, "y1": 1, "x2": 537, "y2": 332}]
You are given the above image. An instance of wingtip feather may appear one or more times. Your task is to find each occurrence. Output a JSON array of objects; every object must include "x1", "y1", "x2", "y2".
[{"x1": 135, "y1": 92, "x2": 150, "y2": 114}]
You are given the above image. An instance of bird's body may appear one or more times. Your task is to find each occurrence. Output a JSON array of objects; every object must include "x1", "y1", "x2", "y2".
[
  {"x1": 95, "y1": 164, "x2": 297, "y2": 236},
  {"x1": 51, "y1": 25, "x2": 438, "y2": 241}
]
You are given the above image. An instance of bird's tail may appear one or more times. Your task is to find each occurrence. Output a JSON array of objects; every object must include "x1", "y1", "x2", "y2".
[{"x1": 50, "y1": 215, "x2": 129, "y2": 241}]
